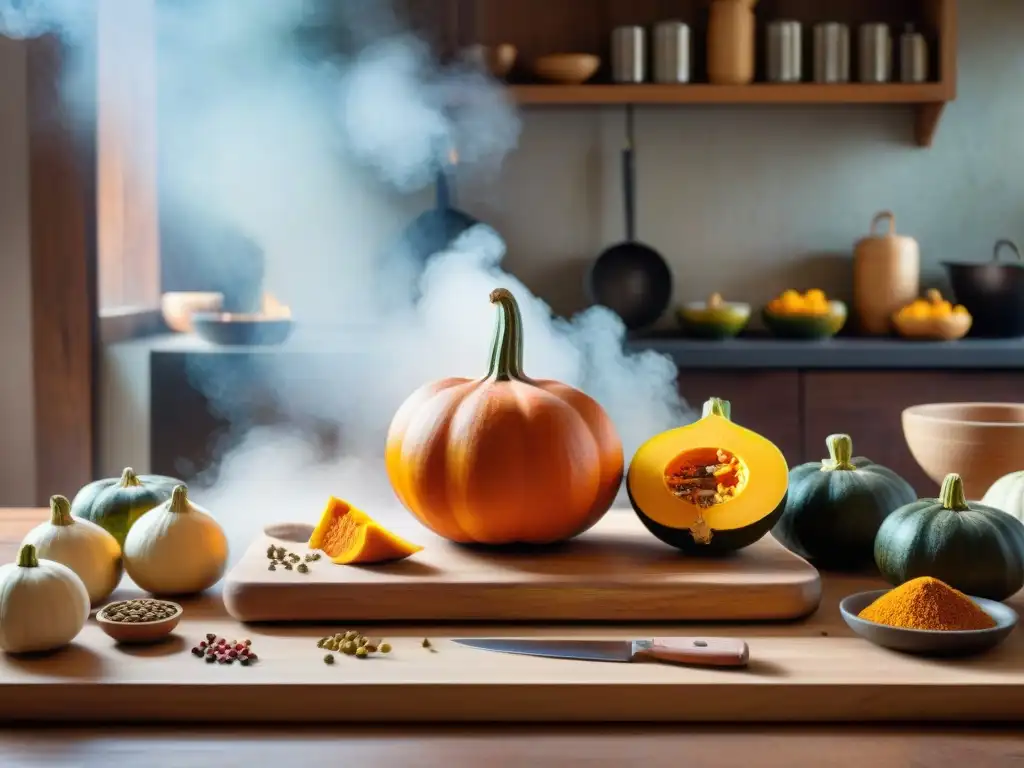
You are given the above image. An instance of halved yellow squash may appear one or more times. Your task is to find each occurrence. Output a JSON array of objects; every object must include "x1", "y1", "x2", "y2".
[{"x1": 627, "y1": 397, "x2": 789, "y2": 554}]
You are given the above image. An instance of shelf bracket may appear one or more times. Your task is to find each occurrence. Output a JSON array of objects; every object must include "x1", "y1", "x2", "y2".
[{"x1": 913, "y1": 102, "x2": 946, "y2": 148}]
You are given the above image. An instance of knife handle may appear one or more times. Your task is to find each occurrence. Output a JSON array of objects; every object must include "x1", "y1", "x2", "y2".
[{"x1": 638, "y1": 637, "x2": 750, "y2": 668}]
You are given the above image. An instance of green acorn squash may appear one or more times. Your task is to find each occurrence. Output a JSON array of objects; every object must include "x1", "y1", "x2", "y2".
[
  {"x1": 627, "y1": 397, "x2": 789, "y2": 555},
  {"x1": 874, "y1": 473, "x2": 1024, "y2": 601},
  {"x1": 772, "y1": 434, "x2": 916, "y2": 570},
  {"x1": 70, "y1": 467, "x2": 182, "y2": 548}
]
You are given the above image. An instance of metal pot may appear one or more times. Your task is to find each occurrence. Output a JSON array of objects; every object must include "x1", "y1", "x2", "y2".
[{"x1": 943, "y1": 239, "x2": 1024, "y2": 338}]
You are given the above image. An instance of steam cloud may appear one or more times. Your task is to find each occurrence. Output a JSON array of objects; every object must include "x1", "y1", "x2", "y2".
[{"x1": 3, "y1": 0, "x2": 693, "y2": 567}]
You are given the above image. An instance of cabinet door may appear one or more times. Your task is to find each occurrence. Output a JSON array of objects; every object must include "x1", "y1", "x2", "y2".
[
  {"x1": 802, "y1": 371, "x2": 1024, "y2": 496},
  {"x1": 676, "y1": 372, "x2": 802, "y2": 467}
]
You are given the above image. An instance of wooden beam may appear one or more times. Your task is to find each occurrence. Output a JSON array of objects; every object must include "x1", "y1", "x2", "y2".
[{"x1": 27, "y1": 34, "x2": 98, "y2": 503}]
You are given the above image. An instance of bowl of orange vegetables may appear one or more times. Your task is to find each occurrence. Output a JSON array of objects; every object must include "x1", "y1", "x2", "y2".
[
  {"x1": 892, "y1": 289, "x2": 972, "y2": 341},
  {"x1": 762, "y1": 289, "x2": 847, "y2": 340}
]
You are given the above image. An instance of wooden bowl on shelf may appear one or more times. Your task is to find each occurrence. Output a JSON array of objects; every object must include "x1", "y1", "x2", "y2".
[
  {"x1": 463, "y1": 43, "x2": 518, "y2": 79},
  {"x1": 892, "y1": 313, "x2": 972, "y2": 341},
  {"x1": 532, "y1": 53, "x2": 600, "y2": 85}
]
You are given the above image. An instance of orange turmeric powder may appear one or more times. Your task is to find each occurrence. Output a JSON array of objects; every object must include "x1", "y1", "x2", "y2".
[{"x1": 858, "y1": 576, "x2": 996, "y2": 631}]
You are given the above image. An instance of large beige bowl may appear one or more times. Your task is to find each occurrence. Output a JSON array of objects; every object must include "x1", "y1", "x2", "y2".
[{"x1": 903, "y1": 403, "x2": 1024, "y2": 499}]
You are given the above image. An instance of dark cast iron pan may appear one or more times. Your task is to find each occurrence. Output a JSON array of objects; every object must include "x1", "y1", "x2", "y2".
[
  {"x1": 384, "y1": 147, "x2": 481, "y2": 307},
  {"x1": 401, "y1": 148, "x2": 480, "y2": 266},
  {"x1": 944, "y1": 238, "x2": 1024, "y2": 337},
  {"x1": 586, "y1": 105, "x2": 673, "y2": 331}
]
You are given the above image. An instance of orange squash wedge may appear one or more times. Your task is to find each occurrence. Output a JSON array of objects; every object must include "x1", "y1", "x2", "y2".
[{"x1": 308, "y1": 497, "x2": 424, "y2": 565}]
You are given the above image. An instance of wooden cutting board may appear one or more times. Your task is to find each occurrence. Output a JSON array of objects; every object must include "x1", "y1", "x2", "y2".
[{"x1": 222, "y1": 510, "x2": 822, "y2": 623}]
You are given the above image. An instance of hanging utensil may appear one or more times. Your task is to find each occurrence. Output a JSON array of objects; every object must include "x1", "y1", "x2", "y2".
[
  {"x1": 400, "y1": 146, "x2": 480, "y2": 266},
  {"x1": 454, "y1": 637, "x2": 750, "y2": 668},
  {"x1": 586, "y1": 105, "x2": 673, "y2": 331},
  {"x1": 944, "y1": 239, "x2": 1024, "y2": 338}
]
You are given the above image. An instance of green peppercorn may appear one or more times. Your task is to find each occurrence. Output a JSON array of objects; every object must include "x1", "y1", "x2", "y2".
[
  {"x1": 297, "y1": 563, "x2": 309, "y2": 574},
  {"x1": 380, "y1": 643, "x2": 392, "y2": 654},
  {"x1": 324, "y1": 653, "x2": 334, "y2": 665},
  {"x1": 355, "y1": 646, "x2": 368, "y2": 658},
  {"x1": 342, "y1": 641, "x2": 356, "y2": 655},
  {"x1": 268, "y1": 563, "x2": 276, "y2": 571},
  {"x1": 421, "y1": 638, "x2": 431, "y2": 648}
]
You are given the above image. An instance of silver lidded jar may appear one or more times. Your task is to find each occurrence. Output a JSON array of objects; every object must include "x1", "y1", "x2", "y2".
[
  {"x1": 812, "y1": 22, "x2": 850, "y2": 83},
  {"x1": 766, "y1": 20, "x2": 802, "y2": 83},
  {"x1": 652, "y1": 20, "x2": 691, "y2": 83},
  {"x1": 858, "y1": 23, "x2": 892, "y2": 83},
  {"x1": 899, "y1": 23, "x2": 928, "y2": 83},
  {"x1": 611, "y1": 25, "x2": 646, "y2": 83}
]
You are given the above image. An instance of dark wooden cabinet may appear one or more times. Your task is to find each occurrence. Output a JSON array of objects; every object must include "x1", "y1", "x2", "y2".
[
  {"x1": 802, "y1": 371, "x2": 1024, "y2": 496},
  {"x1": 676, "y1": 371, "x2": 802, "y2": 468}
]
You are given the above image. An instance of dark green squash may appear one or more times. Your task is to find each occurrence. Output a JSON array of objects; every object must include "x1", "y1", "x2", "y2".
[
  {"x1": 874, "y1": 473, "x2": 1024, "y2": 601},
  {"x1": 70, "y1": 467, "x2": 182, "y2": 548},
  {"x1": 772, "y1": 434, "x2": 916, "y2": 570}
]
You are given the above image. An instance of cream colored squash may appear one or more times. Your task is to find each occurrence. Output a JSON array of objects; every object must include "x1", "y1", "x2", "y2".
[
  {"x1": 122, "y1": 485, "x2": 228, "y2": 596},
  {"x1": 21, "y1": 495, "x2": 123, "y2": 605},
  {"x1": 0, "y1": 544, "x2": 90, "y2": 654},
  {"x1": 981, "y1": 470, "x2": 1024, "y2": 524}
]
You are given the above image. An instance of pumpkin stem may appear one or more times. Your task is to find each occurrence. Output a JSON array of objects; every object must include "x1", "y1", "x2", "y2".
[
  {"x1": 701, "y1": 397, "x2": 732, "y2": 421},
  {"x1": 120, "y1": 467, "x2": 141, "y2": 487},
  {"x1": 49, "y1": 495, "x2": 74, "y2": 526},
  {"x1": 821, "y1": 434, "x2": 856, "y2": 471},
  {"x1": 487, "y1": 288, "x2": 525, "y2": 380},
  {"x1": 16, "y1": 543, "x2": 39, "y2": 568},
  {"x1": 169, "y1": 485, "x2": 191, "y2": 513},
  {"x1": 939, "y1": 473, "x2": 970, "y2": 511}
]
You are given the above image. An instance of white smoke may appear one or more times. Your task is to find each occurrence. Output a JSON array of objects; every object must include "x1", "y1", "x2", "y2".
[{"x1": 2, "y1": 0, "x2": 692, "y2": 564}]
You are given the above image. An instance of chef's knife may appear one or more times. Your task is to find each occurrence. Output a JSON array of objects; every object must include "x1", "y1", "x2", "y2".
[{"x1": 453, "y1": 637, "x2": 749, "y2": 668}]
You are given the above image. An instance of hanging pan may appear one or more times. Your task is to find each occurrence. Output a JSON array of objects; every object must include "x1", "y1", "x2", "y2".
[{"x1": 585, "y1": 105, "x2": 673, "y2": 331}]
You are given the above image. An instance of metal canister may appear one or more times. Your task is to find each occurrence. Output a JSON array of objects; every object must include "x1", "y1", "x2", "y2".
[
  {"x1": 812, "y1": 22, "x2": 849, "y2": 83},
  {"x1": 766, "y1": 20, "x2": 802, "y2": 82},
  {"x1": 858, "y1": 23, "x2": 891, "y2": 83},
  {"x1": 653, "y1": 20, "x2": 690, "y2": 83},
  {"x1": 611, "y1": 25, "x2": 646, "y2": 83},
  {"x1": 899, "y1": 23, "x2": 928, "y2": 83}
]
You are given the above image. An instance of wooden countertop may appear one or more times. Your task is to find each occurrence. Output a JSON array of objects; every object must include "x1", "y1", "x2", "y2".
[{"x1": 2, "y1": 507, "x2": 1022, "y2": 763}]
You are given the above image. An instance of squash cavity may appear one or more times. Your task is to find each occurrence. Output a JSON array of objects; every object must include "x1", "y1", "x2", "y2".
[{"x1": 628, "y1": 397, "x2": 788, "y2": 554}]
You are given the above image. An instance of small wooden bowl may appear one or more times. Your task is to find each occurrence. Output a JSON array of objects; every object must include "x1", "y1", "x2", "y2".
[
  {"x1": 464, "y1": 43, "x2": 518, "y2": 79},
  {"x1": 892, "y1": 313, "x2": 972, "y2": 341},
  {"x1": 96, "y1": 601, "x2": 183, "y2": 644},
  {"x1": 533, "y1": 53, "x2": 600, "y2": 85},
  {"x1": 839, "y1": 590, "x2": 1017, "y2": 657}
]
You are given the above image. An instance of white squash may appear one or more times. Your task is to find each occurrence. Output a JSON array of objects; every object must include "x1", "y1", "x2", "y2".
[
  {"x1": 123, "y1": 485, "x2": 228, "y2": 595},
  {"x1": 0, "y1": 544, "x2": 90, "y2": 653},
  {"x1": 21, "y1": 495, "x2": 123, "y2": 605},
  {"x1": 981, "y1": 471, "x2": 1024, "y2": 524}
]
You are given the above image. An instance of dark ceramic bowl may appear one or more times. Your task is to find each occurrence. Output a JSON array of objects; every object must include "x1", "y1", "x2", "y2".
[
  {"x1": 192, "y1": 313, "x2": 294, "y2": 347},
  {"x1": 840, "y1": 589, "x2": 1018, "y2": 657}
]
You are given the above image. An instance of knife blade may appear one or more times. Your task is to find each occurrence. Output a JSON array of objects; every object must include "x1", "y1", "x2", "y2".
[{"x1": 453, "y1": 637, "x2": 749, "y2": 668}]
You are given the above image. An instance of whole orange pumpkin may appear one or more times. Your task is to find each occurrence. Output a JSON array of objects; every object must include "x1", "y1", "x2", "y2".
[{"x1": 385, "y1": 288, "x2": 624, "y2": 545}]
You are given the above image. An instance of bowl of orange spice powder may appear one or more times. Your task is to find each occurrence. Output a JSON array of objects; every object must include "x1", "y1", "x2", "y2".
[{"x1": 840, "y1": 577, "x2": 1018, "y2": 656}]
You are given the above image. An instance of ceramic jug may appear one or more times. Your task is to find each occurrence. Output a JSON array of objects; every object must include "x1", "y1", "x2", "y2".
[{"x1": 853, "y1": 210, "x2": 920, "y2": 335}]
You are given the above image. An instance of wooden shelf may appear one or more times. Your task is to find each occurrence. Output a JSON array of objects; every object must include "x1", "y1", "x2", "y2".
[
  {"x1": 508, "y1": 82, "x2": 952, "y2": 146},
  {"x1": 510, "y1": 83, "x2": 948, "y2": 106}
]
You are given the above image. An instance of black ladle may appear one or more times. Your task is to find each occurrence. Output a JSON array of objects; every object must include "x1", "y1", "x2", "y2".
[
  {"x1": 944, "y1": 238, "x2": 1024, "y2": 337},
  {"x1": 586, "y1": 105, "x2": 672, "y2": 331}
]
